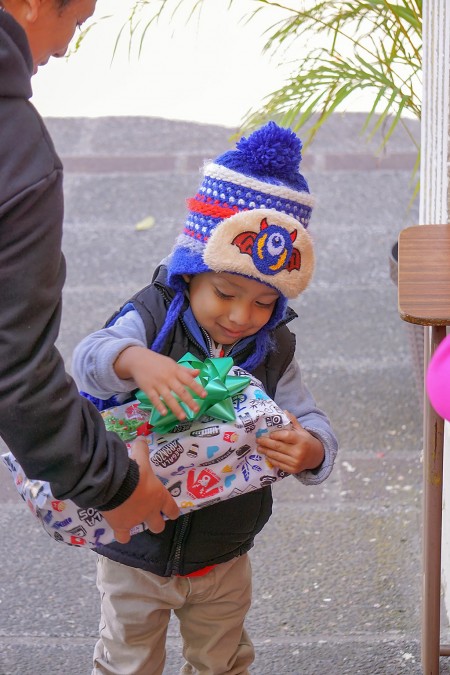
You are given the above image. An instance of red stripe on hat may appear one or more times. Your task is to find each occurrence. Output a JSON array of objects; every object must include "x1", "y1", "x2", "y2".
[
  {"x1": 182, "y1": 227, "x2": 208, "y2": 242},
  {"x1": 187, "y1": 196, "x2": 242, "y2": 219}
]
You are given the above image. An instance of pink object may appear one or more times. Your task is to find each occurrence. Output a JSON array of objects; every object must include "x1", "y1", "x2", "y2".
[{"x1": 426, "y1": 334, "x2": 450, "y2": 420}]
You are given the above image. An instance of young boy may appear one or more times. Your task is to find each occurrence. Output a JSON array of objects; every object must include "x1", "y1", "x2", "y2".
[{"x1": 73, "y1": 122, "x2": 338, "y2": 675}]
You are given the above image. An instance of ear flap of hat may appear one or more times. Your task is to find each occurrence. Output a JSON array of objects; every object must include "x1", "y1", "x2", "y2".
[{"x1": 203, "y1": 209, "x2": 314, "y2": 298}]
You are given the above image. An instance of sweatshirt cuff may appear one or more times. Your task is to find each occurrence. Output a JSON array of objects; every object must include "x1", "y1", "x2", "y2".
[
  {"x1": 295, "y1": 428, "x2": 337, "y2": 486},
  {"x1": 96, "y1": 459, "x2": 140, "y2": 511}
]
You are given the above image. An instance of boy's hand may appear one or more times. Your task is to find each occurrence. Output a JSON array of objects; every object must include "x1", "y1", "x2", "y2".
[
  {"x1": 257, "y1": 411, "x2": 325, "y2": 474},
  {"x1": 114, "y1": 346, "x2": 207, "y2": 421},
  {"x1": 100, "y1": 438, "x2": 180, "y2": 543}
]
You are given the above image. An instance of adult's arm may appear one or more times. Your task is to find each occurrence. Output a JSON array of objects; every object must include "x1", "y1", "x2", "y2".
[
  {"x1": 0, "y1": 104, "x2": 138, "y2": 510},
  {"x1": 0, "y1": 14, "x2": 179, "y2": 534}
]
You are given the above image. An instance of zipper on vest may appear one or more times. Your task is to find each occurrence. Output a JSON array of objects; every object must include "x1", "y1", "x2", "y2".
[
  {"x1": 179, "y1": 316, "x2": 210, "y2": 358},
  {"x1": 202, "y1": 330, "x2": 214, "y2": 356},
  {"x1": 182, "y1": 317, "x2": 257, "y2": 365},
  {"x1": 168, "y1": 513, "x2": 192, "y2": 575},
  {"x1": 201, "y1": 328, "x2": 234, "y2": 358}
]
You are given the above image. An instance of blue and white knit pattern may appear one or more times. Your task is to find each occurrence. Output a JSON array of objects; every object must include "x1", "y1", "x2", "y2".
[
  {"x1": 182, "y1": 163, "x2": 314, "y2": 247},
  {"x1": 204, "y1": 163, "x2": 315, "y2": 220}
]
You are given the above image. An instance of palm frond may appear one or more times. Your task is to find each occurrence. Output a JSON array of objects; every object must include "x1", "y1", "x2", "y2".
[{"x1": 103, "y1": 0, "x2": 422, "y2": 199}]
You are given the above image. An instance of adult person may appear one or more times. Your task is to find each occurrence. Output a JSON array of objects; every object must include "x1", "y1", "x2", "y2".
[{"x1": 0, "y1": 0, "x2": 208, "y2": 541}]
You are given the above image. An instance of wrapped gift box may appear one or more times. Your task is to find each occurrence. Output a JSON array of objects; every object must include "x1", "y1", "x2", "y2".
[{"x1": 1, "y1": 362, "x2": 290, "y2": 549}]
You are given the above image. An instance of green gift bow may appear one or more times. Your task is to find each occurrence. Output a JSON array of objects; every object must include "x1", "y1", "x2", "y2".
[{"x1": 135, "y1": 352, "x2": 251, "y2": 434}]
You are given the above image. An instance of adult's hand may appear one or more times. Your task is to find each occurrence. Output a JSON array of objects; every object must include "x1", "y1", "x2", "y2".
[{"x1": 100, "y1": 438, "x2": 180, "y2": 544}]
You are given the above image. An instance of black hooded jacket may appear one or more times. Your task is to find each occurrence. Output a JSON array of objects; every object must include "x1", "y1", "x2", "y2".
[{"x1": 0, "y1": 10, "x2": 139, "y2": 510}]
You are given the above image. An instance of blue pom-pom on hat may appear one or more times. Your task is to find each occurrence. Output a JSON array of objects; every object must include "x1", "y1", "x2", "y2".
[{"x1": 216, "y1": 121, "x2": 306, "y2": 191}]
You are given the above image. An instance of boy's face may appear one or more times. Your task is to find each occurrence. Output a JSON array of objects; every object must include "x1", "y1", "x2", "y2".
[{"x1": 183, "y1": 272, "x2": 279, "y2": 346}]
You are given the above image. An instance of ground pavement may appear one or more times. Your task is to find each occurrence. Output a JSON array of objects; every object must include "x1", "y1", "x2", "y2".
[{"x1": 1, "y1": 113, "x2": 448, "y2": 674}]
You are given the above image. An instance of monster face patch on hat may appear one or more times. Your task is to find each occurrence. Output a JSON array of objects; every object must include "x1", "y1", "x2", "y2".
[{"x1": 203, "y1": 209, "x2": 314, "y2": 298}]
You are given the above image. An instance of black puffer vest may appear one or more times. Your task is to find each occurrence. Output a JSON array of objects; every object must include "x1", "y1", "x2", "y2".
[{"x1": 96, "y1": 266, "x2": 297, "y2": 576}]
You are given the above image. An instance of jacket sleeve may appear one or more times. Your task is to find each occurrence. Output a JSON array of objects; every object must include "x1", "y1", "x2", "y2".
[
  {"x1": 72, "y1": 310, "x2": 149, "y2": 398},
  {"x1": 0, "y1": 114, "x2": 139, "y2": 511},
  {"x1": 274, "y1": 357, "x2": 338, "y2": 485}
]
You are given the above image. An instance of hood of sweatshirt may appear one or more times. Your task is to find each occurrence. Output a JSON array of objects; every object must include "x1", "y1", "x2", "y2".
[{"x1": 0, "y1": 9, "x2": 33, "y2": 98}]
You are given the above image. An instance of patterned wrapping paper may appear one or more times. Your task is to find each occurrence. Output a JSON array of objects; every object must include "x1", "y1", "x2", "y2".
[{"x1": 1, "y1": 369, "x2": 291, "y2": 549}]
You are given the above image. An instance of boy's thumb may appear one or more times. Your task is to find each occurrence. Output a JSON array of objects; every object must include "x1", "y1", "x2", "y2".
[{"x1": 285, "y1": 411, "x2": 302, "y2": 430}]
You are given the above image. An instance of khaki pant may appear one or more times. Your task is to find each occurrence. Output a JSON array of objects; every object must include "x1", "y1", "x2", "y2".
[{"x1": 92, "y1": 553, "x2": 254, "y2": 675}]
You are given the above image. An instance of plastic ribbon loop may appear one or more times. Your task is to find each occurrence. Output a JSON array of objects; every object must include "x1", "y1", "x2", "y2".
[{"x1": 135, "y1": 352, "x2": 251, "y2": 434}]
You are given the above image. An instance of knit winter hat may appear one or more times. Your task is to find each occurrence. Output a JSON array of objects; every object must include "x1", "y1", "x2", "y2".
[
  {"x1": 151, "y1": 122, "x2": 315, "y2": 364},
  {"x1": 167, "y1": 121, "x2": 315, "y2": 299}
]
